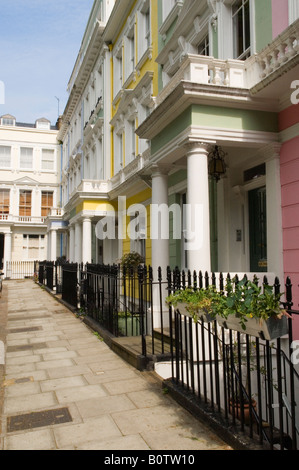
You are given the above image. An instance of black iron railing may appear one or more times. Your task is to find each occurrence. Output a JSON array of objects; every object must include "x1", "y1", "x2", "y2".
[
  {"x1": 34, "y1": 261, "x2": 299, "y2": 450},
  {"x1": 166, "y1": 268, "x2": 298, "y2": 451}
]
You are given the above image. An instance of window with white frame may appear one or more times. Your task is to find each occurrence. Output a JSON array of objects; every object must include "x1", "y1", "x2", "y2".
[
  {"x1": 36, "y1": 119, "x2": 50, "y2": 130},
  {"x1": 41, "y1": 191, "x2": 53, "y2": 217},
  {"x1": 128, "y1": 119, "x2": 136, "y2": 163},
  {"x1": 0, "y1": 146, "x2": 11, "y2": 168},
  {"x1": 19, "y1": 190, "x2": 32, "y2": 217},
  {"x1": 84, "y1": 153, "x2": 90, "y2": 179},
  {"x1": 198, "y1": 34, "x2": 210, "y2": 56},
  {"x1": 114, "y1": 131, "x2": 123, "y2": 174},
  {"x1": 91, "y1": 146, "x2": 96, "y2": 179},
  {"x1": 97, "y1": 137, "x2": 103, "y2": 180},
  {"x1": 162, "y1": 0, "x2": 176, "y2": 22},
  {"x1": 84, "y1": 93, "x2": 90, "y2": 125},
  {"x1": 41, "y1": 149, "x2": 55, "y2": 171},
  {"x1": 1, "y1": 117, "x2": 15, "y2": 126},
  {"x1": 0, "y1": 189, "x2": 10, "y2": 215},
  {"x1": 125, "y1": 28, "x2": 135, "y2": 81},
  {"x1": 95, "y1": 66, "x2": 103, "y2": 105},
  {"x1": 232, "y1": 0, "x2": 251, "y2": 59},
  {"x1": 138, "y1": 1, "x2": 151, "y2": 61},
  {"x1": 138, "y1": 104, "x2": 150, "y2": 154},
  {"x1": 23, "y1": 234, "x2": 45, "y2": 260},
  {"x1": 114, "y1": 46, "x2": 123, "y2": 97},
  {"x1": 145, "y1": 8, "x2": 151, "y2": 49},
  {"x1": 20, "y1": 147, "x2": 33, "y2": 169},
  {"x1": 77, "y1": 164, "x2": 81, "y2": 186}
]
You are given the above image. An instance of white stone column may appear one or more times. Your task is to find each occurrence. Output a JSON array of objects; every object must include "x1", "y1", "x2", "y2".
[
  {"x1": 50, "y1": 228, "x2": 57, "y2": 262},
  {"x1": 45, "y1": 233, "x2": 49, "y2": 260},
  {"x1": 74, "y1": 222, "x2": 82, "y2": 264},
  {"x1": 266, "y1": 146, "x2": 284, "y2": 279},
  {"x1": 69, "y1": 225, "x2": 75, "y2": 262},
  {"x1": 82, "y1": 217, "x2": 92, "y2": 264},
  {"x1": 185, "y1": 143, "x2": 211, "y2": 274},
  {"x1": 3, "y1": 230, "x2": 12, "y2": 278},
  {"x1": 151, "y1": 165, "x2": 170, "y2": 328},
  {"x1": 151, "y1": 165, "x2": 170, "y2": 277}
]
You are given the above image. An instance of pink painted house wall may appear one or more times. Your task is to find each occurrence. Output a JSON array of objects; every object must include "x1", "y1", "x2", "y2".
[
  {"x1": 272, "y1": 0, "x2": 289, "y2": 38},
  {"x1": 279, "y1": 104, "x2": 299, "y2": 339}
]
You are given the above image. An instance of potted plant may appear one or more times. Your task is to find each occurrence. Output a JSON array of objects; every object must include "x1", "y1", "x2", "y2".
[
  {"x1": 224, "y1": 337, "x2": 258, "y2": 425},
  {"x1": 165, "y1": 287, "x2": 217, "y2": 323},
  {"x1": 213, "y1": 277, "x2": 291, "y2": 340},
  {"x1": 120, "y1": 252, "x2": 144, "y2": 272},
  {"x1": 117, "y1": 311, "x2": 140, "y2": 337}
]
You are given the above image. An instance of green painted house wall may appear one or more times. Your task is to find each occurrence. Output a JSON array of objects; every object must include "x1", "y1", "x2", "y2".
[
  {"x1": 151, "y1": 107, "x2": 192, "y2": 154},
  {"x1": 152, "y1": 105, "x2": 278, "y2": 155},
  {"x1": 255, "y1": 0, "x2": 273, "y2": 52},
  {"x1": 191, "y1": 105, "x2": 278, "y2": 133},
  {"x1": 168, "y1": 193, "x2": 181, "y2": 269}
]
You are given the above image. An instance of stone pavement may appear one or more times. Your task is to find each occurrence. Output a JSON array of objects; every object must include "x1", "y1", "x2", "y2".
[{"x1": 0, "y1": 279, "x2": 232, "y2": 451}]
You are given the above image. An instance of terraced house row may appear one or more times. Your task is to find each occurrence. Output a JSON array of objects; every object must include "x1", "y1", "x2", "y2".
[{"x1": 1, "y1": 0, "x2": 299, "y2": 335}]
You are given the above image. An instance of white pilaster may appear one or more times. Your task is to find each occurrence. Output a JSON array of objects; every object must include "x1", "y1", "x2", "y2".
[
  {"x1": 186, "y1": 143, "x2": 211, "y2": 274},
  {"x1": 45, "y1": 233, "x2": 49, "y2": 260},
  {"x1": 82, "y1": 217, "x2": 92, "y2": 264},
  {"x1": 3, "y1": 231, "x2": 12, "y2": 278},
  {"x1": 151, "y1": 165, "x2": 170, "y2": 329},
  {"x1": 266, "y1": 148, "x2": 284, "y2": 279},
  {"x1": 151, "y1": 165, "x2": 170, "y2": 279},
  {"x1": 50, "y1": 228, "x2": 57, "y2": 262},
  {"x1": 74, "y1": 222, "x2": 82, "y2": 264},
  {"x1": 69, "y1": 225, "x2": 75, "y2": 262}
]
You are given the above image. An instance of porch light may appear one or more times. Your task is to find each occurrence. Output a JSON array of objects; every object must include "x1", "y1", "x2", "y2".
[{"x1": 208, "y1": 145, "x2": 227, "y2": 182}]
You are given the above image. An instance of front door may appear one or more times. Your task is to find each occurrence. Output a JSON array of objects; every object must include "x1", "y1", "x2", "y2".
[{"x1": 249, "y1": 187, "x2": 267, "y2": 272}]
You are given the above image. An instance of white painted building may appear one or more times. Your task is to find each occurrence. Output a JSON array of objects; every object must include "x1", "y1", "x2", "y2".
[
  {"x1": 0, "y1": 114, "x2": 60, "y2": 277},
  {"x1": 55, "y1": 0, "x2": 116, "y2": 266}
]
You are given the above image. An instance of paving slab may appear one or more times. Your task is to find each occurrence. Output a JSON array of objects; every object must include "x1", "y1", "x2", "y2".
[{"x1": 0, "y1": 280, "x2": 233, "y2": 451}]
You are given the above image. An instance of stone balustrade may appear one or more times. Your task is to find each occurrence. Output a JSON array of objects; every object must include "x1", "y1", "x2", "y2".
[
  {"x1": 156, "y1": 19, "x2": 299, "y2": 105},
  {"x1": 257, "y1": 18, "x2": 299, "y2": 81}
]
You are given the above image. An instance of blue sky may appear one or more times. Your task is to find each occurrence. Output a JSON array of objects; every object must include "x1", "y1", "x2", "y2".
[{"x1": 0, "y1": 0, "x2": 94, "y2": 126}]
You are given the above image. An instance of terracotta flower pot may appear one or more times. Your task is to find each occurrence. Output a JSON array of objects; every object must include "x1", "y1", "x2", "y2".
[{"x1": 229, "y1": 399, "x2": 257, "y2": 425}]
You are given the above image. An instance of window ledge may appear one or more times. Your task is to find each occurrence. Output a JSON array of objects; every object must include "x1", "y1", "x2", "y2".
[
  {"x1": 136, "y1": 47, "x2": 153, "y2": 72},
  {"x1": 159, "y1": 1, "x2": 184, "y2": 40}
]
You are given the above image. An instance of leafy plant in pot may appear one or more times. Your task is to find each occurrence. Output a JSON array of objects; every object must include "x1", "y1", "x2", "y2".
[
  {"x1": 213, "y1": 276, "x2": 291, "y2": 341},
  {"x1": 165, "y1": 286, "x2": 218, "y2": 323},
  {"x1": 225, "y1": 337, "x2": 259, "y2": 425},
  {"x1": 120, "y1": 252, "x2": 145, "y2": 272},
  {"x1": 117, "y1": 311, "x2": 140, "y2": 337}
]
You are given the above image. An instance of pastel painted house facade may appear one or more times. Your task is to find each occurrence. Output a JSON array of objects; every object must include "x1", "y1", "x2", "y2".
[
  {"x1": 0, "y1": 115, "x2": 60, "y2": 276},
  {"x1": 56, "y1": 1, "x2": 299, "y2": 334},
  {"x1": 136, "y1": 0, "x2": 299, "y2": 333}
]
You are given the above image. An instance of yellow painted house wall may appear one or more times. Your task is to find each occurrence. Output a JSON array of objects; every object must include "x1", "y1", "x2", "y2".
[
  {"x1": 121, "y1": 188, "x2": 152, "y2": 266},
  {"x1": 110, "y1": 0, "x2": 159, "y2": 176},
  {"x1": 76, "y1": 200, "x2": 117, "y2": 214},
  {"x1": 106, "y1": 1, "x2": 159, "y2": 266}
]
